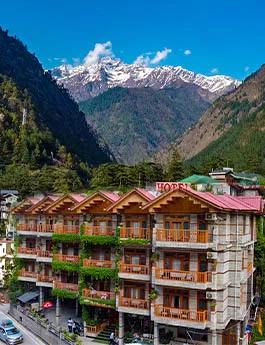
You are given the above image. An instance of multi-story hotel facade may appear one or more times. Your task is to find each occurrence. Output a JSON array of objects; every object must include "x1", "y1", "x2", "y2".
[{"x1": 12, "y1": 183, "x2": 264, "y2": 345}]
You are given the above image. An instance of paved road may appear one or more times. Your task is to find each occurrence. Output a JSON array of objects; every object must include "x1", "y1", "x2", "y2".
[{"x1": 0, "y1": 304, "x2": 46, "y2": 345}]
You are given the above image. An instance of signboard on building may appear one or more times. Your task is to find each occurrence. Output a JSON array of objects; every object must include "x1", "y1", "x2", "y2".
[{"x1": 156, "y1": 182, "x2": 189, "y2": 193}]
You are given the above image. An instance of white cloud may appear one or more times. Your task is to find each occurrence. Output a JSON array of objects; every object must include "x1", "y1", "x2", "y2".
[
  {"x1": 72, "y1": 57, "x2": 81, "y2": 65},
  {"x1": 184, "y1": 49, "x2": 192, "y2": 56},
  {"x1": 84, "y1": 41, "x2": 113, "y2": 66},
  {"x1": 61, "y1": 58, "x2": 68, "y2": 64},
  {"x1": 134, "y1": 54, "x2": 151, "y2": 67},
  {"x1": 150, "y1": 48, "x2": 172, "y2": 64},
  {"x1": 244, "y1": 66, "x2": 250, "y2": 72},
  {"x1": 211, "y1": 67, "x2": 219, "y2": 74},
  {"x1": 134, "y1": 48, "x2": 172, "y2": 67}
]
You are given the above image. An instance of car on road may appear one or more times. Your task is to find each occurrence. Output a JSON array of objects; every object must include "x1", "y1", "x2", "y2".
[{"x1": 0, "y1": 323, "x2": 23, "y2": 345}]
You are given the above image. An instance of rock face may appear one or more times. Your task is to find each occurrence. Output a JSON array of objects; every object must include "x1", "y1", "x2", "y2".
[{"x1": 52, "y1": 57, "x2": 240, "y2": 102}]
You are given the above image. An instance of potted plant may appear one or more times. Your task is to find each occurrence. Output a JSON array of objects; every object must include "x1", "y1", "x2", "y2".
[{"x1": 149, "y1": 289, "x2": 158, "y2": 301}]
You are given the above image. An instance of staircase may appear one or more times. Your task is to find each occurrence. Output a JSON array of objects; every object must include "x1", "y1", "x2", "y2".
[{"x1": 93, "y1": 325, "x2": 116, "y2": 344}]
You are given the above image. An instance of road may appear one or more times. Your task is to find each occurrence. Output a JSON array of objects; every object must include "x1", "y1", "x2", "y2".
[{"x1": 0, "y1": 304, "x2": 46, "y2": 345}]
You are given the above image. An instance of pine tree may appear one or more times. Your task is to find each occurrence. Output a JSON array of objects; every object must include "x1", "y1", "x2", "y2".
[{"x1": 165, "y1": 148, "x2": 185, "y2": 181}]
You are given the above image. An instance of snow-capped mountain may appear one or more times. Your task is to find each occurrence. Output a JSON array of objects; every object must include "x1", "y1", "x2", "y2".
[{"x1": 52, "y1": 57, "x2": 241, "y2": 102}]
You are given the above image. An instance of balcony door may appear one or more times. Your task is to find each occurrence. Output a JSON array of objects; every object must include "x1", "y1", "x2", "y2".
[
  {"x1": 164, "y1": 216, "x2": 190, "y2": 240},
  {"x1": 164, "y1": 253, "x2": 190, "y2": 271},
  {"x1": 94, "y1": 219, "x2": 112, "y2": 235},
  {"x1": 124, "y1": 249, "x2": 146, "y2": 266},
  {"x1": 124, "y1": 284, "x2": 145, "y2": 300},
  {"x1": 197, "y1": 292, "x2": 207, "y2": 312},
  {"x1": 126, "y1": 219, "x2": 147, "y2": 238},
  {"x1": 26, "y1": 238, "x2": 36, "y2": 249},
  {"x1": 198, "y1": 254, "x2": 208, "y2": 272},
  {"x1": 164, "y1": 289, "x2": 189, "y2": 309}
]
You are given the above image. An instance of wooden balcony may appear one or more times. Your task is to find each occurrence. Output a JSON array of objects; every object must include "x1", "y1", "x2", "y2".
[
  {"x1": 156, "y1": 229, "x2": 209, "y2": 243},
  {"x1": 19, "y1": 269, "x2": 37, "y2": 279},
  {"x1": 155, "y1": 305, "x2": 207, "y2": 323},
  {"x1": 119, "y1": 297, "x2": 149, "y2": 310},
  {"x1": 83, "y1": 226, "x2": 114, "y2": 236},
  {"x1": 86, "y1": 321, "x2": 109, "y2": 335},
  {"x1": 120, "y1": 263, "x2": 149, "y2": 275},
  {"x1": 120, "y1": 227, "x2": 150, "y2": 240},
  {"x1": 17, "y1": 247, "x2": 37, "y2": 255},
  {"x1": 155, "y1": 268, "x2": 212, "y2": 283},
  {"x1": 83, "y1": 259, "x2": 113, "y2": 268},
  {"x1": 38, "y1": 224, "x2": 54, "y2": 233},
  {"x1": 16, "y1": 223, "x2": 38, "y2": 232},
  {"x1": 54, "y1": 224, "x2": 80, "y2": 234},
  {"x1": 37, "y1": 274, "x2": 54, "y2": 283},
  {"x1": 54, "y1": 281, "x2": 78, "y2": 292},
  {"x1": 82, "y1": 288, "x2": 115, "y2": 300},
  {"x1": 37, "y1": 250, "x2": 53, "y2": 258},
  {"x1": 53, "y1": 254, "x2": 80, "y2": 263}
]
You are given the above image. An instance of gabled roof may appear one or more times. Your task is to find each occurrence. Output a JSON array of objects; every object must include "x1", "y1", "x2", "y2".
[
  {"x1": 44, "y1": 193, "x2": 86, "y2": 213},
  {"x1": 71, "y1": 190, "x2": 120, "y2": 213},
  {"x1": 107, "y1": 188, "x2": 155, "y2": 212},
  {"x1": 143, "y1": 184, "x2": 263, "y2": 213},
  {"x1": 25, "y1": 194, "x2": 61, "y2": 214},
  {"x1": 11, "y1": 196, "x2": 43, "y2": 214}
]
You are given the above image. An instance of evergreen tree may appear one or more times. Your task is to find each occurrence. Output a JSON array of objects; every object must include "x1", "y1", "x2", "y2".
[{"x1": 165, "y1": 148, "x2": 185, "y2": 181}]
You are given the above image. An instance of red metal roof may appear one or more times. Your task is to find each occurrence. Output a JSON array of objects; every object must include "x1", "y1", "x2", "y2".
[
  {"x1": 135, "y1": 188, "x2": 156, "y2": 201},
  {"x1": 100, "y1": 191, "x2": 120, "y2": 202}
]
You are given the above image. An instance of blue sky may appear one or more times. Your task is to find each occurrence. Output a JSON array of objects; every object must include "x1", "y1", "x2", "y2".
[{"x1": 1, "y1": 0, "x2": 265, "y2": 79}]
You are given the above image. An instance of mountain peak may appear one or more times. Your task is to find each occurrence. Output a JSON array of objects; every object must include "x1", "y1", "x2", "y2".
[{"x1": 51, "y1": 60, "x2": 241, "y2": 102}]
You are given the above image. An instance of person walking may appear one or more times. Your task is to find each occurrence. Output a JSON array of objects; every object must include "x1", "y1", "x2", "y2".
[
  {"x1": 68, "y1": 317, "x2": 73, "y2": 333},
  {"x1": 109, "y1": 331, "x2": 115, "y2": 345}
]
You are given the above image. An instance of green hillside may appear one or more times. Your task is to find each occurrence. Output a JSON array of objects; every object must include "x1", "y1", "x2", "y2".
[{"x1": 80, "y1": 86, "x2": 210, "y2": 164}]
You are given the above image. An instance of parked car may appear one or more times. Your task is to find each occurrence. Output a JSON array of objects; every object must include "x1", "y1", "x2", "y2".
[
  {"x1": 0, "y1": 323, "x2": 23, "y2": 345},
  {"x1": 0, "y1": 320, "x2": 13, "y2": 328}
]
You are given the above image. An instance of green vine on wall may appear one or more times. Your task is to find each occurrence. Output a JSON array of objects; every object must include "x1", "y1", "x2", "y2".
[
  {"x1": 52, "y1": 288, "x2": 78, "y2": 299},
  {"x1": 52, "y1": 260, "x2": 80, "y2": 272}
]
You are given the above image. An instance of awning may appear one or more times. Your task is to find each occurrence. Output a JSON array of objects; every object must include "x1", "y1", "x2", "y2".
[{"x1": 17, "y1": 291, "x2": 39, "y2": 303}]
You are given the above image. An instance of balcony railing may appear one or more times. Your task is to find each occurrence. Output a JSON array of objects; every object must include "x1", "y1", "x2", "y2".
[
  {"x1": 86, "y1": 321, "x2": 109, "y2": 334},
  {"x1": 19, "y1": 269, "x2": 37, "y2": 279},
  {"x1": 37, "y1": 274, "x2": 54, "y2": 283},
  {"x1": 82, "y1": 288, "x2": 115, "y2": 300},
  {"x1": 17, "y1": 247, "x2": 37, "y2": 255},
  {"x1": 38, "y1": 224, "x2": 54, "y2": 233},
  {"x1": 17, "y1": 223, "x2": 38, "y2": 232},
  {"x1": 155, "y1": 268, "x2": 212, "y2": 283},
  {"x1": 156, "y1": 229, "x2": 209, "y2": 243},
  {"x1": 37, "y1": 250, "x2": 53, "y2": 258},
  {"x1": 53, "y1": 254, "x2": 80, "y2": 263},
  {"x1": 54, "y1": 224, "x2": 80, "y2": 234},
  {"x1": 54, "y1": 281, "x2": 78, "y2": 292},
  {"x1": 83, "y1": 226, "x2": 114, "y2": 237},
  {"x1": 155, "y1": 305, "x2": 207, "y2": 322},
  {"x1": 119, "y1": 297, "x2": 149, "y2": 310},
  {"x1": 83, "y1": 259, "x2": 112, "y2": 268},
  {"x1": 120, "y1": 227, "x2": 150, "y2": 240},
  {"x1": 16, "y1": 223, "x2": 54, "y2": 233},
  {"x1": 120, "y1": 263, "x2": 149, "y2": 275}
]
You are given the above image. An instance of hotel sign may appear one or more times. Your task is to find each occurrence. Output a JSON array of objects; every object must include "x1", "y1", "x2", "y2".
[{"x1": 156, "y1": 182, "x2": 188, "y2": 192}]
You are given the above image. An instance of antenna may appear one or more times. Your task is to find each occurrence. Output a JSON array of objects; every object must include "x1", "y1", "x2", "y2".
[{"x1": 22, "y1": 108, "x2": 27, "y2": 125}]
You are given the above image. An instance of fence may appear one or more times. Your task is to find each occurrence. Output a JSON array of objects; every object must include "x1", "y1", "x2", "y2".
[{"x1": 9, "y1": 304, "x2": 76, "y2": 345}]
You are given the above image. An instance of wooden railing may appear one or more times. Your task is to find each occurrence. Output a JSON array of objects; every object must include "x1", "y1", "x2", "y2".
[
  {"x1": 86, "y1": 321, "x2": 109, "y2": 334},
  {"x1": 19, "y1": 269, "x2": 37, "y2": 278},
  {"x1": 156, "y1": 229, "x2": 210, "y2": 243},
  {"x1": 37, "y1": 250, "x2": 53, "y2": 258},
  {"x1": 155, "y1": 305, "x2": 207, "y2": 322},
  {"x1": 120, "y1": 227, "x2": 150, "y2": 240},
  {"x1": 155, "y1": 268, "x2": 211, "y2": 283},
  {"x1": 119, "y1": 297, "x2": 149, "y2": 309},
  {"x1": 38, "y1": 224, "x2": 54, "y2": 233},
  {"x1": 83, "y1": 259, "x2": 112, "y2": 268},
  {"x1": 82, "y1": 288, "x2": 115, "y2": 300},
  {"x1": 37, "y1": 274, "x2": 54, "y2": 283},
  {"x1": 120, "y1": 263, "x2": 149, "y2": 275},
  {"x1": 53, "y1": 254, "x2": 80, "y2": 263},
  {"x1": 17, "y1": 223, "x2": 38, "y2": 232},
  {"x1": 83, "y1": 226, "x2": 114, "y2": 236},
  {"x1": 54, "y1": 224, "x2": 80, "y2": 234},
  {"x1": 17, "y1": 223, "x2": 54, "y2": 233},
  {"x1": 53, "y1": 281, "x2": 78, "y2": 292},
  {"x1": 17, "y1": 247, "x2": 37, "y2": 255}
]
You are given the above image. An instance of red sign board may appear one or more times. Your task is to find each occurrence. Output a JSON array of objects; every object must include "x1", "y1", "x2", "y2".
[{"x1": 156, "y1": 182, "x2": 188, "y2": 193}]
